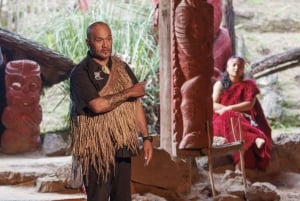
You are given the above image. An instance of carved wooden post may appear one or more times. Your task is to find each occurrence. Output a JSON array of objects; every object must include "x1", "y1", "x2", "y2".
[
  {"x1": 171, "y1": 0, "x2": 214, "y2": 155},
  {"x1": 208, "y1": 0, "x2": 233, "y2": 80},
  {"x1": 223, "y1": 0, "x2": 236, "y2": 55},
  {"x1": 1, "y1": 60, "x2": 42, "y2": 154}
]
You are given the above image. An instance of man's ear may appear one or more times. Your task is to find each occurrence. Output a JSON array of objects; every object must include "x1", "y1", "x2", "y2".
[{"x1": 86, "y1": 39, "x2": 90, "y2": 49}]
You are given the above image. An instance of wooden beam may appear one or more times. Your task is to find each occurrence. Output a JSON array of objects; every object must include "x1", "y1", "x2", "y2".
[
  {"x1": 251, "y1": 47, "x2": 300, "y2": 78},
  {"x1": 0, "y1": 28, "x2": 75, "y2": 86},
  {"x1": 159, "y1": 0, "x2": 172, "y2": 154}
]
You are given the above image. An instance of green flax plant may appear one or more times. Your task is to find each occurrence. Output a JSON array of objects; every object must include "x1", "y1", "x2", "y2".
[{"x1": 34, "y1": 0, "x2": 160, "y2": 134}]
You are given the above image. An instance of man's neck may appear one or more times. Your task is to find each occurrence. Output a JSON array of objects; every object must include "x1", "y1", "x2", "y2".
[
  {"x1": 92, "y1": 57, "x2": 109, "y2": 66},
  {"x1": 89, "y1": 51, "x2": 110, "y2": 66}
]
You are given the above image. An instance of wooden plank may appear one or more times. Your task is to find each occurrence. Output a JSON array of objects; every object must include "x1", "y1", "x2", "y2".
[
  {"x1": 159, "y1": 0, "x2": 172, "y2": 154},
  {"x1": 210, "y1": 142, "x2": 243, "y2": 156}
]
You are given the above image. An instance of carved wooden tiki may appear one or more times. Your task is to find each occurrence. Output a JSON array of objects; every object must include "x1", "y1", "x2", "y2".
[
  {"x1": 208, "y1": 0, "x2": 233, "y2": 80},
  {"x1": 172, "y1": 0, "x2": 214, "y2": 151},
  {"x1": 1, "y1": 60, "x2": 42, "y2": 154}
]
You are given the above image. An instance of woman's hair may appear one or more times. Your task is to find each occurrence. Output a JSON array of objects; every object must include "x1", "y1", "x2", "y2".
[{"x1": 221, "y1": 56, "x2": 245, "y2": 89}]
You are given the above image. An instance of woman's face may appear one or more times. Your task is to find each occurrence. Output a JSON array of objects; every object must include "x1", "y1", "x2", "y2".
[{"x1": 226, "y1": 58, "x2": 245, "y2": 80}]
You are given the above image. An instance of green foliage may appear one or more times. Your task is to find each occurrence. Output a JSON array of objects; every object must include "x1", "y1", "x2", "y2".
[
  {"x1": 271, "y1": 120, "x2": 299, "y2": 130},
  {"x1": 39, "y1": 82, "x2": 71, "y2": 134},
  {"x1": 271, "y1": 114, "x2": 300, "y2": 129}
]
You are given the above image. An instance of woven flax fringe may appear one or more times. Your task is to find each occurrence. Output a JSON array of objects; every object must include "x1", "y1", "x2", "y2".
[{"x1": 70, "y1": 56, "x2": 139, "y2": 182}]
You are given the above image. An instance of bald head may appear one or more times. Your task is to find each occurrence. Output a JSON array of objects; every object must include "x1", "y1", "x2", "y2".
[{"x1": 86, "y1": 21, "x2": 111, "y2": 40}]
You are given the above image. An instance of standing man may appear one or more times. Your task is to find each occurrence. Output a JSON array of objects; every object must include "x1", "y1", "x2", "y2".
[{"x1": 70, "y1": 21, "x2": 153, "y2": 201}]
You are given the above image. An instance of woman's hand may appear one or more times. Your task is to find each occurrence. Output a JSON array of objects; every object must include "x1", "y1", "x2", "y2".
[{"x1": 215, "y1": 105, "x2": 232, "y2": 115}]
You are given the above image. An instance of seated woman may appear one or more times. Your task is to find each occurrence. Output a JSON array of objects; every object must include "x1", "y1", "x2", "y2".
[{"x1": 212, "y1": 56, "x2": 272, "y2": 172}]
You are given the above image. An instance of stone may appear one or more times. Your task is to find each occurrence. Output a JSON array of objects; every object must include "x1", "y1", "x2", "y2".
[
  {"x1": 132, "y1": 193, "x2": 167, "y2": 201},
  {"x1": 272, "y1": 133, "x2": 300, "y2": 173},
  {"x1": 214, "y1": 193, "x2": 243, "y2": 201},
  {"x1": 246, "y1": 182, "x2": 280, "y2": 201},
  {"x1": 36, "y1": 176, "x2": 66, "y2": 193},
  {"x1": 42, "y1": 133, "x2": 68, "y2": 156},
  {"x1": 0, "y1": 172, "x2": 36, "y2": 185},
  {"x1": 132, "y1": 148, "x2": 199, "y2": 200}
]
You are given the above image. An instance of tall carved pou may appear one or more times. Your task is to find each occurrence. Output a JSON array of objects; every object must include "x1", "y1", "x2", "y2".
[
  {"x1": 208, "y1": 0, "x2": 233, "y2": 80},
  {"x1": 172, "y1": 0, "x2": 214, "y2": 150},
  {"x1": 1, "y1": 60, "x2": 42, "y2": 154}
]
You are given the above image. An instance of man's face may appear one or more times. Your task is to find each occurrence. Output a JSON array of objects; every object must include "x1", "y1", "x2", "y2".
[{"x1": 86, "y1": 24, "x2": 113, "y2": 61}]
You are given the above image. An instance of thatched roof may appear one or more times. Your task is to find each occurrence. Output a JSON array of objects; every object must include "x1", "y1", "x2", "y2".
[{"x1": 0, "y1": 27, "x2": 75, "y2": 86}]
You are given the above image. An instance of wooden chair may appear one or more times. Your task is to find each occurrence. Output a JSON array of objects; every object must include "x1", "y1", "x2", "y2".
[{"x1": 206, "y1": 116, "x2": 247, "y2": 197}]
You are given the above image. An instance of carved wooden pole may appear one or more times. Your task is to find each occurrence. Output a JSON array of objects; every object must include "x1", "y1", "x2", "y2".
[
  {"x1": 172, "y1": 0, "x2": 214, "y2": 155},
  {"x1": 208, "y1": 0, "x2": 233, "y2": 80},
  {"x1": 223, "y1": 0, "x2": 236, "y2": 55},
  {"x1": 1, "y1": 60, "x2": 42, "y2": 154}
]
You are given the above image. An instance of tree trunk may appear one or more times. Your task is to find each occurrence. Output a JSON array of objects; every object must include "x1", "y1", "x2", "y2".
[{"x1": 251, "y1": 47, "x2": 300, "y2": 78}]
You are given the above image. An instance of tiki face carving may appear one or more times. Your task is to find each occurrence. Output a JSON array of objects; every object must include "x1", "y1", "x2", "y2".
[
  {"x1": 5, "y1": 60, "x2": 41, "y2": 108},
  {"x1": 1, "y1": 60, "x2": 42, "y2": 154}
]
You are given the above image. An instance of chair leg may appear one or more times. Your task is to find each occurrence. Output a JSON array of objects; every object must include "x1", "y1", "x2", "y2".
[
  {"x1": 237, "y1": 117, "x2": 247, "y2": 196},
  {"x1": 207, "y1": 148, "x2": 217, "y2": 197},
  {"x1": 206, "y1": 121, "x2": 217, "y2": 197},
  {"x1": 207, "y1": 117, "x2": 248, "y2": 199},
  {"x1": 239, "y1": 149, "x2": 247, "y2": 188}
]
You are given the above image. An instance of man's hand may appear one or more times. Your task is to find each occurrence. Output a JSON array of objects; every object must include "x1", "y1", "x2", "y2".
[
  {"x1": 126, "y1": 82, "x2": 146, "y2": 99},
  {"x1": 143, "y1": 140, "x2": 153, "y2": 166}
]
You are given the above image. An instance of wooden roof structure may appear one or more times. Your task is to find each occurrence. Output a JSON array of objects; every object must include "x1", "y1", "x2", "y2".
[{"x1": 0, "y1": 27, "x2": 75, "y2": 86}]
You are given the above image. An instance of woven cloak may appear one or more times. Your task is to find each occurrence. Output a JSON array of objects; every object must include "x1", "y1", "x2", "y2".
[{"x1": 70, "y1": 56, "x2": 139, "y2": 182}]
